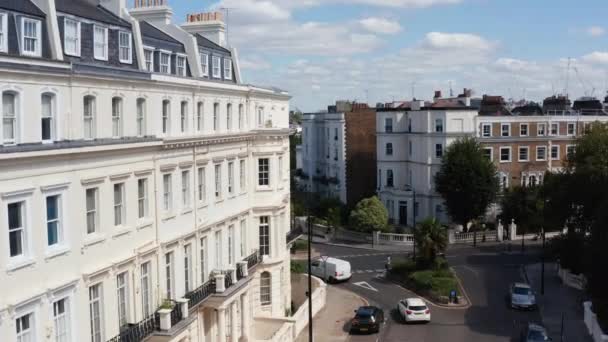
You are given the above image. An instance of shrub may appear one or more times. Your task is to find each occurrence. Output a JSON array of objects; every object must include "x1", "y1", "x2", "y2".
[
  {"x1": 290, "y1": 260, "x2": 306, "y2": 274},
  {"x1": 291, "y1": 240, "x2": 308, "y2": 251},
  {"x1": 429, "y1": 277, "x2": 458, "y2": 297}
]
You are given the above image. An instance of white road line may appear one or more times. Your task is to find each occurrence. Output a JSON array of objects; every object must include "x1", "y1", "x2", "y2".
[
  {"x1": 366, "y1": 270, "x2": 374, "y2": 273},
  {"x1": 375, "y1": 269, "x2": 385, "y2": 272}
]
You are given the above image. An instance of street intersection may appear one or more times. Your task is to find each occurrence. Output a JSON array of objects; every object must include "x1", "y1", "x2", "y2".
[{"x1": 312, "y1": 243, "x2": 544, "y2": 342}]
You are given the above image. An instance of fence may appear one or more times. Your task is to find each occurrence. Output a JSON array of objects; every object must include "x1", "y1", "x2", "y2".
[
  {"x1": 558, "y1": 266, "x2": 587, "y2": 291},
  {"x1": 376, "y1": 232, "x2": 414, "y2": 245},
  {"x1": 583, "y1": 302, "x2": 608, "y2": 342},
  {"x1": 451, "y1": 230, "x2": 498, "y2": 243},
  {"x1": 292, "y1": 274, "x2": 327, "y2": 339}
]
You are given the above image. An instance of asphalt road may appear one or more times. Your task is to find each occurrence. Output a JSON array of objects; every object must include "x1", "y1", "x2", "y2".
[{"x1": 313, "y1": 243, "x2": 544, "y2": 342}]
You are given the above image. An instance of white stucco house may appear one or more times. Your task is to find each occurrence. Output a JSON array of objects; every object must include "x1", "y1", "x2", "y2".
[{"x1": 0, "y1": 1, "x2": 293, "y2": 342}]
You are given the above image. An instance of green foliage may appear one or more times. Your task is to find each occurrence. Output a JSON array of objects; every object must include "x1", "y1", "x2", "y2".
[
  {"x1": 289, "y1": 110, "x2": 303, "y2": 125},
  {"x1": 291, "y1": 240, "x2": 308, "y2": 251},
  {"x1": 348, "y1": 196, "x2": 389, "y2": 233},
  {"x1": 408, "y1": 270, "x2": 458, "y2": 297},
  {"x1": 435, "y1": 137, "x2": 499, "y2": 229},
  {"x1": 290, "y1": 260, "x2": 307, "y2": 274},
  {"x1": 414, "y1": 218, "x2": 448, "y2": 265},
  {"x1": 546, "y1": 233, "x2": 586, "y2": 274},
  {"x1": 499, "y1": 186, "x2": 544, "y2": 234}
]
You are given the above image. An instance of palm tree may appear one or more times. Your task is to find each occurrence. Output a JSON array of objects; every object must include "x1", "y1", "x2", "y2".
[{"x1": 414, "y1": 218, "x2": 448, "y2": 266}]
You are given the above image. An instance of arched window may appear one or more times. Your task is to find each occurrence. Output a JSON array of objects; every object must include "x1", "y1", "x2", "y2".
[
  {"x1": 196, "y1": 102, "x2": 204, "y2": 132},
  {"x1": 180, "y1": 101, "x2": 188, "y2": 133},
  {"x1": 162, "y1": 100, "x2": 170, "y2": 135},
  {"x1": 2, "y1": 91, "x2": 17, "y2": 144},
  {"x1": 238, "y1": 104, "x2": 244, "y2": 130},
  {"x1": 260, "y1": 271, "x2": 271, "y2": 305},
  {"x1": 41, "y1": 93, "x2": 55, "y2": 141},
  {"x1": 136, "y1": 98, "x2": 146, "y2": 136},
  {"x1": 111, "y1": 97, "x2": 122, "y2": 137},
  {"x1": 83, "y1": 95, "x2": 96, "y2": 139},
  {"x1": 226, "y1": 103, "x2": 232, "y2": 131}
]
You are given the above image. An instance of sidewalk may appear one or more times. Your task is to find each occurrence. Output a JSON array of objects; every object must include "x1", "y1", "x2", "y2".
[
  {"x1": 312, "y1": 236, "x2": 409, "y2": 252},
  {"x1": 525, "y1": 262, "x2": 592, "y2": 342},
  {"x1": 296, "y1": 285, "x2": 367, "y2": 342}
]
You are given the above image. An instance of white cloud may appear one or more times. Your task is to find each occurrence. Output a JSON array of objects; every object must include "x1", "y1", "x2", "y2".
[
  {"x1": 239, "y1": 57, "x2": 272, "y2": 71},
  {"x1": 587, "y1": 26, "x2": 605, "y2": 37},
  {"x1": 582, "y1": 52, "x2": 608, "y2": 64},
  {"x1": 360, "y1": 17, "x2": 402, "y2": 34},
  {"x1": 424, "y1": 32, "x2": 494, "y2": 51}
]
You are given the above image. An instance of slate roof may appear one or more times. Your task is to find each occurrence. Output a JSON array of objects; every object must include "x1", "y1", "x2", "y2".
[
  {"x1": 140, "y1": 21, "x2": 180, "y2": 44},
  {"x1": 195, "y1": 34, "x2": 231, "y2": 54},
  {"x1": 55, "y1": 0, "x2": 131, "y2": 27},
  {"x1": 0, "y1": 0, "x2": 45, "y2": 17}
]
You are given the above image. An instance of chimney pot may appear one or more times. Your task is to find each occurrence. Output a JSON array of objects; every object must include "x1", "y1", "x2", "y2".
[{"x1": 434, "y1": 90, "x2": 442, "y2": 99}]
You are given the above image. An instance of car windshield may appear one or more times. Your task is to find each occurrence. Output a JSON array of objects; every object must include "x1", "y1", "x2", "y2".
[
  {"x1": 528, "y1": 330, "x2": 549, "y2": 341},
  {"x1": 409, "y1": 305, "x2": 427, "y2": 311},
  {"x1": 514, "y1": 287, "x2": 532, "y2": 295}
]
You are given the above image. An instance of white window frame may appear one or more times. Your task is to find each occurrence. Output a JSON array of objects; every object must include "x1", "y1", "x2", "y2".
[
  {"x1": 16, "y1": 311, "x2": 35, "y2": 342},
  {"x1": 180, "y1": 101, "x2": 188, "y2": 133},
  {"x1": 196, "y1": 102, "x2": 204, "y2": 132},
  {"x1": 181, "y1": 170, "x2": 191, "y2": 209},
  {"x1": 140, "y1": 262, "x2": 152, "y2": 317},
  {"x1": 224, "y1": 58, "x2": 232, "y2": 80},
  {"x1": 53, "y1": 296, "x2": 71, "y2": 342},
  {"x1": 501, "y1": 123, "x2": 510, "y2": 137},
  {"x1": 21, "y1": 17, "x2": 41, "y2": 57},
  {"x1": 199, "y1": 237, "x2": 207, "y2": 283},
  {"x1": 111, "y1": 97, "x2": 122, "y2": 138},
  {"x1": 159, "y1": 51, "x2": 171, "y2": 74},
  {"x1": 41, "y1": 93, "x2": 56, "y2": 142},
  {"x1": 499, "y1": 146, "x2": 511, "y2": 163},
  {"x1": 45, "y1": 193, "x2": 64, "y2": 250},
  {"x1": 537, "y1": 123, "x2": 546, "y2": 136},
  {"x1": 240, "y1": 219, "x2": 247, "y2": 257},
  {"x1": 163, "y1": 174, "x2": 172, "y2": 212},
  {"x1": 386, "y1": 143, "x2": 393, "y2": 156},
  {"x1": 7, "y1": 199, "x2": 30, "y2": 262},
  {"x1": 228, "y1": 225, "x2": 234, "y2": 265},
  {"x1": 520, "y1": 123, "x2": 528, "y2": 137},
  {"x1": 89, "y1": 283, "x2": 104, "y2": 342},
  {"x1": 0, "y1": 13, "x2": 7, "y2": 53},
  {"x1": 200, "y1": 52, "x2": 209, "y2": 77},
  {"x1": 118, "y1": 31, "x2": 132, "y2": 64},
  {"x1": 197, "y1": 167, "x2": 206, "y2": 203},
  {"x1": 481, "y1": 123, "x2": 491, "y2": 137},
  {"x1": 162, "y1": 100, "x2": 170, "y2": 135},
  {"x1": 536, "y1": 146, "x2": 547, "y2": 161},
  {"x1": 435, "y1": 143, "x2": 443, "y2": 158},
  {"x1": 384, "y1": 118, "x2": 393, "y2": 133},
  {"x1": 227, "y1": 103, "x2": 232, "y2": 131},
  {"x1": 143, "y1": 47, "x2": 154, "y2": 72},
  {"x1": 184, "y1": 244, "x2": 192, "y2": 292},
  {"x1": 258, "y1": 158, "x2": 270, "y2": 187},
  {"x1": 113, "y1": 182, "x2": 126, "y2": 227},
  {"x1": 214, "y1": 164, "x2": 222, "y2": 199},
  {"x1": 63, "y1": 18, "x2": 81, "y2": 57},
  {"x1": 259, "y1": 216, "x2": 270, "y2": 256},
  {"x1": 567, "y1": 145, "x2": 576, "y2": 158},
  {"x1": 83, "y1": 95, "x2": 96, "y2": 139},
  {"x1": 238, "y1": 104, "x2": 244, "y2": 130},
  {"x1": 136, "y1": 98, "x2": 146, "y2": 137},
  {"x1": 137, "y1": 178, "x2": 149, "y2": 219},
  {"x1": 551, "y1": 145, "x2": 560, "y2": 160},
  {"x1": 176, "y1": 54, "x2": 187, "y2": 76},
  {"x1": 165, "y1": 252, "x2": 174, "y2": 299},
  {"x1": 2, "y1": 91, "x2": 19, "y2": 145},
  {"x1": 228, "y1": 161, "x2": 234, "y2": 195},
  {"x1": 483, "y1": 147, "x2": 493, "y2": 161},
  {"x1": 435, "y1": 118, "x2": 443, "y2": 133},
  {"x1": 567, "y1": 122, "x2": 576, "y2": 136},
  {"x1": 85, "y1": 187, "x2": 99, "y2": 235},
  {"x1": 550, "y1": 122, "x2": 559, "y2": 136},
  {"x1": 260, "y1": 271, "x2": 271, "y2": 305},
  {"x1": 239, "y1": 160, "x2": 246, "y2": 193},
  {"x1": 93, "y1": 25, "x2": 108, "y2": 61},
  {"x1": 518, "y1": 146, "x2": 529, "y2": 162},
  {"x1": 213, "y1": 103, "x2": 219, "y2": 131},
  {"x1": 212, "y1": 56, "x2": 221, "y2": 78},
  {"x1": 116, "y1": 271, "x2": 130, "y2": 328}
]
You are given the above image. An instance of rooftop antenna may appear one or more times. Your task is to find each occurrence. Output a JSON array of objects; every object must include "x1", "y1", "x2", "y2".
[
  {"x1": 411, "y1": 81, "x2": 416, "y2": 100},
  {"x1": 449, "y1": 81, "x2": 454, "y2": 97},
  {"x1": 219, "y1": 7, "x2": 236, "y2": 46},
  {"x1": 364, "y1": 89, "x2": 369, "y2": 105},
  {"x1": 564, "y1": 57, "x2": 571, "y2": 98}
]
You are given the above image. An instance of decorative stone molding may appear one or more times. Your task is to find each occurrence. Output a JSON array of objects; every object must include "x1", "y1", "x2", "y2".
[
  {"x1": 215, "y1": 274, "x2": 226, "y2": 293},
  {"x1": 157, "y1": 308, "x2": 172, "y2": 331}
]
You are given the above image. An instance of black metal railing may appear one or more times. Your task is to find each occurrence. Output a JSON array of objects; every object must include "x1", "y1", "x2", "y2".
[
  {"x1": 184, "y1": 280, "x2": 216, "y2": 308},
  {"x1": 106, "y1": 313, "x2": 157, "y2": 342},
  {"x1": 170, "y1": 303, "x2": 183, "y2": 327},
  {"x1": 224, "y1": 271, "x2": 233, "y2": 289},
  {"x1": 236, "y1": 264, "x2": 245, "y2": 281},
  {"x1": 245, "y1": 250, "x2": 260, "y2": 269},
  {"x1": 286, "y1": 226, "x2": 303, "y2": 244}
]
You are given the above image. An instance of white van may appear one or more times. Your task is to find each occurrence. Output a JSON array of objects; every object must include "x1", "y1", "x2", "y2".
[{"x1": 310, "y1": 257, "x2": 352, "y2": 283}]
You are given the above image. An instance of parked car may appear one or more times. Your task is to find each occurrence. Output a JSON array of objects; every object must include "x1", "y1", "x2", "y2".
[
  {"x1": 510, "y1": 282, "x2": 537, "y2": 310},
  {"x1": 397, "y1": 298, "x2": 431, "y2": 323},
  {"x1": 520, "y1": 323, "x2": 552, "y2": 341},
  {"x1": 310, "y1": 257, "x2": 352, "y2": 283},
  {"x1": 350, "y1": 306, "x2": 385, "y2": 334}
]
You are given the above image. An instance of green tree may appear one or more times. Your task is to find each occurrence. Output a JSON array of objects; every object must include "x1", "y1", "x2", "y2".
[
  {"x1": 435, "y1": 137, "x2": 499, "y2": 230},
  {"x1": 348, "y1": 196, "x2": 389, "y2": 233},
  {"x1": 414, "y1": 218, "x2": 448, "y2": 266},
  {"x1": 499, "y1": 186, "x2": 544, "y2": 233}
]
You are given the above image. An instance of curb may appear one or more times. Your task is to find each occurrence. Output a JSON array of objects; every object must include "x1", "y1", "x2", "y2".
[
  {"x1": 387, "y1": 274, "x2": 472, "y2": 310},
  {"x1": 312, "y1": 240, "x2": 405, "y2": 253}
]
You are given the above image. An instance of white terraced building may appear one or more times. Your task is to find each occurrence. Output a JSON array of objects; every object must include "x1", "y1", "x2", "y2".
[{"x1": 0, "y1": 1, "x2": 293, "y2": 342}]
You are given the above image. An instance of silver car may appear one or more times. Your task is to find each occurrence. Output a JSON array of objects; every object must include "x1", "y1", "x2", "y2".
[{"x1": 510, "y1": 283, "x2": 537, "y2": 310}]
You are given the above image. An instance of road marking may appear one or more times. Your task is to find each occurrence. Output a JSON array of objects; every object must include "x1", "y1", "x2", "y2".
[{"x1": 353, "y1": 281, "x2": 379, "y2": 292}]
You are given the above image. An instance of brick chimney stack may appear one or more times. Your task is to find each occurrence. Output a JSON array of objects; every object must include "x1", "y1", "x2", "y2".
[
  {"x1": 128, "y1": 0, "x2": 173, "y2": 24},
  {"x1": 181, "y1": 11, "x2": 227, "y2": 48},
  {"x1": 434, "y1": 90, "x2": 442, "y2": 99}
]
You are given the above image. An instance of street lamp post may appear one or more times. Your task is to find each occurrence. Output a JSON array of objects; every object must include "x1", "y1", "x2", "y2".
[
  {"x1": 541, "y1": 197, "x2": 548, "y2": 295},
  {"x1": 412, "y1": 190, "x2": 417, "y2": 260},
  {"x1": 306, "y1": 192, "x2": 313, "y2": 342}
]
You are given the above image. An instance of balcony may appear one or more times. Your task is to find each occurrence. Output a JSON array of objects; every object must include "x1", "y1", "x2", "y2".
[{"x1": 106, "y1": 251, "x2": 261, "y2": 342}]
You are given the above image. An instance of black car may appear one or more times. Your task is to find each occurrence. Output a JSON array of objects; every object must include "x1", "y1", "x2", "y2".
[{"x1": 350, "y1": 306, "x2": 385, "y2": 334}]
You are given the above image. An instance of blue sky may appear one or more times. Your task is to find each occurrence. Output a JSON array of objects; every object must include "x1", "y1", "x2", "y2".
[{"x1": 169, "y1": 0, "x2": 608, "y2": 111}]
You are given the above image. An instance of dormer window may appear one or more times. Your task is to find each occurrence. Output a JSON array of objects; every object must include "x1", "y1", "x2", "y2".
[
  {"x1": 160, "y1": 51, "x2": 171, "y2": 74},
  {"x1": 93, "y1": 26, "x2": 108, "y2": 60},
  {"x1": 143, "y1": 48, "x2": 154, "y2": 72},
  {"x1": 64, "y1": 18, "x2": 81, "y2": 57},
  {"x1": 212, "y1": 56, "x2": 221, "y2": 78},
  {"x1": 21, "y1": 18, "x2": 41, "y2": 57},
  {"x1": 118, "y1": 31, "x2": 132, "y2": 64},
  {"x1": 176, "y1": 55, "x2": 186, "y2": 76},
  {"x1": 200, "y1": 52, "x2": 209, "y2": 76},
  {"x1": 0, "y1": 13, "x2": 7, "y2": 53},
  {"x1": 223, "y1": 59, "x2": 232, "y2": 80}
]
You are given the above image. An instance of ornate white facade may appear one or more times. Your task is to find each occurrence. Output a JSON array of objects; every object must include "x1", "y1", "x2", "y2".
[{"x1": 0, "y1": 1, "x2": 292, "y2": 342}]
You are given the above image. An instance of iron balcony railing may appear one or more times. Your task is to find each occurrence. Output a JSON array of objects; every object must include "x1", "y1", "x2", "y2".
[
  {"x1": 170, "y1": 302, "x2": 183, "y2": 327},
  {"x1": 224, "y1": 271, "x2": 233, "y2": 289},
  {"x1": 245, "y1": 250, "x2": 260, "y2": 269},
  {"x1": 106, "y1": 313, "x2": 157, "y2": 342},
  {"x1": 184, "y1": 279, "x2": 216, "y2": 308},
  {"x1": 236, "y1": 264, "x2": 245, "y2": 281}
]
